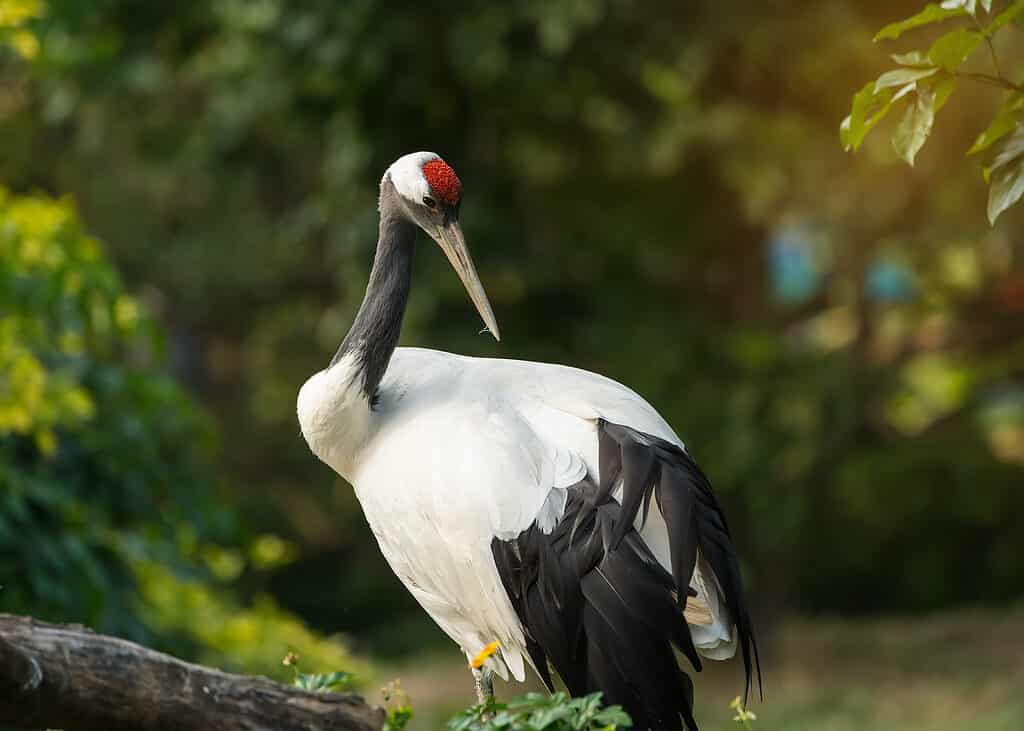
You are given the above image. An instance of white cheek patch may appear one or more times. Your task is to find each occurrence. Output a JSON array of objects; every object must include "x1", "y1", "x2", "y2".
[{"x1": 386, "y1": 151, "x2": 440, "y2": 205}]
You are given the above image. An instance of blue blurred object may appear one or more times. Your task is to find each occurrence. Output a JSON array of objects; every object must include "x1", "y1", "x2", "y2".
[
  {"x1": 866, "y1": 259, "x2": 916, "y2": 302},
  {"x1": 770, "y1": 227, "x2": 821, "y2": 303}
]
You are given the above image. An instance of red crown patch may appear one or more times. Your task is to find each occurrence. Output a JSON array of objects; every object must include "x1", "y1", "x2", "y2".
[{"x1": 422, "y1": 158, "x2": 462, "y2": 205}]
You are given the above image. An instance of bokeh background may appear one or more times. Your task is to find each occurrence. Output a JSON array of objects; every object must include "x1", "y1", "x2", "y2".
[{"x1": 2, "y1": 1, "x2": 1023, "y2": 729}]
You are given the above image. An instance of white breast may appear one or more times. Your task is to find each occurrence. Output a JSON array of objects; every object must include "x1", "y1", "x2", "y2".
[{"x1": 296, "y1": 351, "x2": 372, "y2": 480}]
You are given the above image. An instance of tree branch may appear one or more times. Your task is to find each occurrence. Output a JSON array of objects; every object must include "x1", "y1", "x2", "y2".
[
  {"x1": 0, "y1": 613, "x2": 384, "y2": 731},
  {"x1": 955, "y1": 70, "x2": 1023, "y2": 92},
  {"x1": 971, "y1": 12, "x2": 1006, "y2": 83}
]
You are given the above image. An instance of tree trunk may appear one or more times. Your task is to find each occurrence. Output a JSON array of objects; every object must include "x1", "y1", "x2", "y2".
[{"x1": 0, "y1": 613, "x2": 384, "y2": 731}]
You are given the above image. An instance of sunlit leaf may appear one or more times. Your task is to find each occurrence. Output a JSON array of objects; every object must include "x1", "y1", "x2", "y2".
[
  {"x1": 890, "y1": 50, "x2": 931, "y2": 66},
  {"x1": 968, "y1": 93, "x2": 1024, "y2": 154},
  {"x1": 893, "y1": 82, "x2": 922, "y2": 104},
  {"x1": 987, "y1": 161, "x2": 1024, "y2": 222},
  {"x1": 875, "y1": 3, "x2": 969, "y2": 41},
  {"x1": 927, "y1": 29, "x2": 982, "y2": 70},
  {"x1": 933, "y1": 74, "x2": 957, "y2": 111},
  {"x1": 841, "y1": 82, "x2": 895, "y2": 151},
  {"x1": 875, "y1": 66, "x2": 939, "y2": 90},
  {"x1": 989, "y1": 125, "x2": 1024, "y2": 171},
  {"x1": 893, "y1": 86, "x2": 937, "y2": 166},
  {"x1": 986, "y1": 128, "x2": 1024, "y2": 222}
]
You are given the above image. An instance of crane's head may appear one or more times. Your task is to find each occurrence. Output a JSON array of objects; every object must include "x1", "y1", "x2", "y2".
[{"x1": 384, "y1": 152, "x2": 500, "y2": 341}]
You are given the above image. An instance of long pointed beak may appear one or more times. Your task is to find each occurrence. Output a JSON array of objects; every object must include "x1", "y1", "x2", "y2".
[{"x1": 432, "y1": 221, "x2": 500, "y2": 341}]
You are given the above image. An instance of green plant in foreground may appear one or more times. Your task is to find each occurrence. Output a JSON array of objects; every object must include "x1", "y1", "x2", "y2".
[
  {"x1": 448, "y1": 691, "x2": 632, "y2": 731},
  {"x1": 843, "y1": 0, "x2": 1024, "y2": 223},
  {"x1": 382, "y1": 680, "x2": 414, "y2": 731},
  {"x1": 729, "y1": 696, "x2": 758, "y2": 731},
  {"x1": 283, "y1": 651, "x2": 354, "y2": 693}
]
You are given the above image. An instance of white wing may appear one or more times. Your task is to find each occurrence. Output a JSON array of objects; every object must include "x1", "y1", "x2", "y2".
[{"x1": 343, "y1": 348, "x2": 754, "y2": 687}]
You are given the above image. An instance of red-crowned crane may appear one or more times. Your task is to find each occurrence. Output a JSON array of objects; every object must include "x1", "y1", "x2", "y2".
[{"x1": 297, "y1": 152, "x2": 760, "y2": 731}]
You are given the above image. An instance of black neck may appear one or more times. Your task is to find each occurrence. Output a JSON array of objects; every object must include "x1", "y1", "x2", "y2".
[{"x1": 331, "y1": 183, "x2": 416, "y2": 402}]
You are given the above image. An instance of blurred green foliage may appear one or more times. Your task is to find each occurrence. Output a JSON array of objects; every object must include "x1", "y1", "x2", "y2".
[
  {"x1": 0, "y1": 186, "x2": 227, "y2": 640},
  {"x1": 0, "y1": 0, "x2": 1021, "y2": 664},
  {"x1": 0, "y1": 185, "x2": 367, "y2": 680},
  {"x1": 136, "y1": 559, "x2": 370, "y2": 681}
]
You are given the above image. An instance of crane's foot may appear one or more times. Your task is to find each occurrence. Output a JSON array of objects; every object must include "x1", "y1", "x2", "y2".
[{"x1": 472, "y1": 666, "x2": 494, "y2": 706}]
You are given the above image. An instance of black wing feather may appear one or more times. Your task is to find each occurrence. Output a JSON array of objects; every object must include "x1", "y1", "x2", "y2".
[{"x1": 492, "y1": 419, "x2": 761, "y2": 731}]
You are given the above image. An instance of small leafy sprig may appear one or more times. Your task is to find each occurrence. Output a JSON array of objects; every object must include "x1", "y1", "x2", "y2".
[
  {"x1": 729, "y1": 696, "x2": 758, "y2": 731},
  {"x1": 282, "y1": 651, "x2": 353, "y2": 693},
  {"x1": 842, "y1": 0, "x2": 1024, "y2": 223},
  {"x1": 382, "y1": 680, "x2": 414, "y2": 731},
  {"x1": 448, "y1": 691, "x2": 632, "y2": 731}
]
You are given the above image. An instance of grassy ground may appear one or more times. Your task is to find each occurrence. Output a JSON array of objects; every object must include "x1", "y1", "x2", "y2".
[{"x1": 377, "y1": 608, "x2": 1024, "y2": 730}]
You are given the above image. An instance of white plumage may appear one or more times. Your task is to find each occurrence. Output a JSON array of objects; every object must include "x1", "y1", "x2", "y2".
[{"x1": 298, "y1": 347, "x2": 736, "y2": 679}]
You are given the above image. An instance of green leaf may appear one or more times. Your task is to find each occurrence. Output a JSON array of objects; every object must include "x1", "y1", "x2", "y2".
[
  {"x1": 927, "y1": 28, "x2": 983, "y2": 70},
  {"x1": 986, "y1": 126, "x2": 1024, "y2": 222},
  {"x1": 875, "y1": 66, "x2": 940, "y2": 90},
  {"x1": 895, "y1": 81, "x2": 924, "y2": 104},
  {"x1": 968, "y1": 92, "x2": 1024, "y2": 154},
  {"x1": 874, "y1": 4, "x2": 969, "y2": 41},
  {"x1": 984, "y1": 0, "x2": 1024, "y2": 35},
  {"x1": 841, "y1": 82, "x2": 896, "y2": 151},
  {"x1": 384, "y1": 706, "x2": 413, "y2": 731},
  {"x1": 989, "y1": 125, "x2": 1024, "y2": 171},
  {"x1": 294, "y1": 670, "x2": 352, "y2": 692},
  {"x1": 594, "y1": 707, "x2": 634, "y2": 727},
  {"x1": 988, "y1": 155, "x2": 1024, "y2": 223},
  {"x1": 890, "y1": 50, "x2": 931, "y2": 66},
  {"x1": 934, "y1": 74, "x2": 957, "y2": 112},
  {"x1": 893, "y1": 86, "x2": 937, "y2": 166}
]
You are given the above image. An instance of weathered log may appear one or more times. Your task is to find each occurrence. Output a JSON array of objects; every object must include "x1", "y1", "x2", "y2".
[{"x1": 0, "y1": 613, "x2": 384, "y2": 731}]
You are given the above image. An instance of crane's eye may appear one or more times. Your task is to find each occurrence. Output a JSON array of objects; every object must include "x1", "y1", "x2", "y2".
[{"x1": 422, "y1": 195, "x2": 436, "y2": 209}]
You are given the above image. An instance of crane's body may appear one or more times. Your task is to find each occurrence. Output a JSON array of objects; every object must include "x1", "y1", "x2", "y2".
[
  {"x1": 300, "y1": 348, "x2": 736, "y2": 672},
  {"x1": 298, "y1": 153, "x2": 758, "y2": 731}
]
